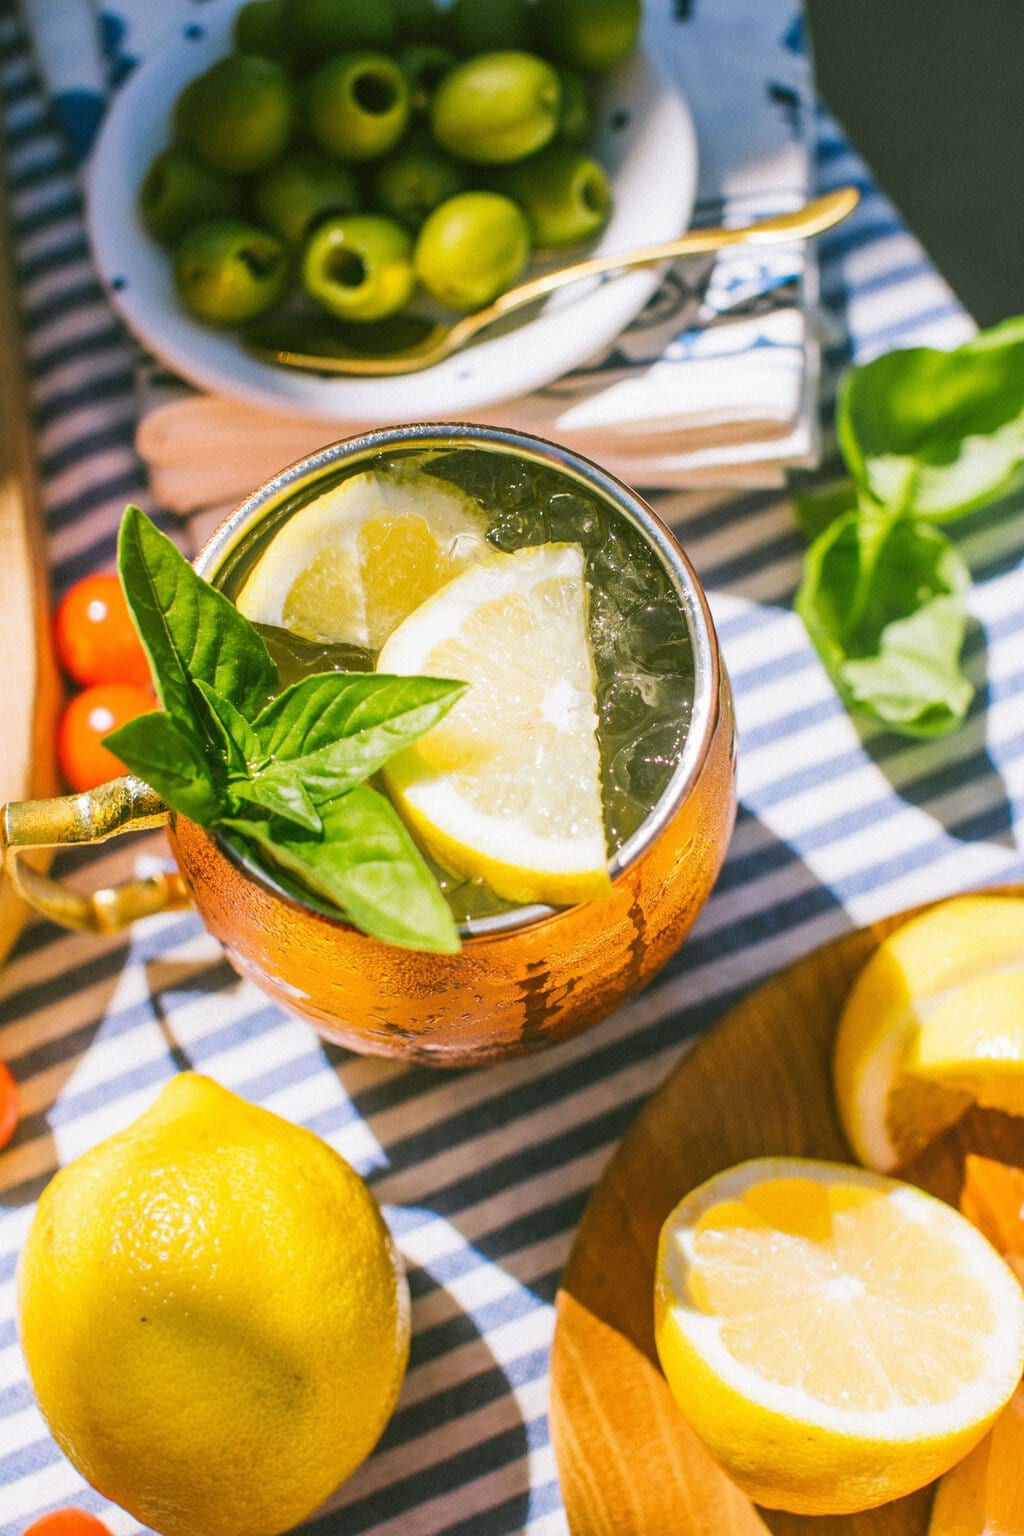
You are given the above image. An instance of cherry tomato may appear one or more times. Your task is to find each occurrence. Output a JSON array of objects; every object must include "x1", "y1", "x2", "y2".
[
  {"x1": 57, "y1": 684, "x2": 153, "y2": 793},
  {"x1": 53, "y1": 574, "x2": 150, "y2": 689},
  {"x1": 22, "y1": 1512, "x2": 113, "y2": 1536},
  {"x1": 0, "y1": 1062, "x2": 19, "y2": 1152}
]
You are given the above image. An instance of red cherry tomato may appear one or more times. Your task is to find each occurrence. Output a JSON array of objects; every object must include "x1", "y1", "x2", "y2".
[
  {"x1": 0, "y1": 1062, "x2": 19, "y2": 1152},
  {"x1": 21, "y1": 1513, "x2": 113, "y2": 1536},
  {"x1": 53, "y1": 573, "x2": 150, "y2": 688},
  {"x1": 56, "y1": 684, "x2": 154, "y2": 792}
]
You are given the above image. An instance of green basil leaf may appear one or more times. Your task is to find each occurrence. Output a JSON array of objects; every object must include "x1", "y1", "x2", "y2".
[
  {"x1": 231, "y1": 774, "x2": 322, "y2": 833},
  {"x1": 251, "y1": 672, "x2": 466, "y2": 796},
  {"x1": 103, "y1": 711, "x2": 226, "y2": 821},
  {"x1": 194, "y1": 681, "x2": 262, "y2": 772},
  {"x1": 118, "y1": 507, "x2": 278, "y2": 722},
  {"x1": 837, "y1": 319, "x2": 1024, "y2": 521},
  {"x1": 219, "y1": 784, "x2": 460, "y2": 953},
  {"x1": 793, "y1": 480, "x2": 860, "y2": 542},
  {"x1": 795, "y1": 508, "x2": 973, "y2": 737}
]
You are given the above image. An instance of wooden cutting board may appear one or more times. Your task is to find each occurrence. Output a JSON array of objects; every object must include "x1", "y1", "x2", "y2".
[
  {"x1": 550, "y1": 885, "x2": 1024, "y2": 1536},
  {"x1": 0, "y1": 147, "x2": 61, "y2": 966}
]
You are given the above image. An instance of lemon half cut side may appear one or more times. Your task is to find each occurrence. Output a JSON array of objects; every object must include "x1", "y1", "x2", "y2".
[
  {"x1": 377, "y1": 541, "x2": 611, "y2": 908},
  {"x1": 235, "y1": 466, "x2": 490, "y2": 650},
  {"x1": 654, "y1": 1157, "x2": 1024, "y2": 1517},
  {"x1": 833, "y1": 894, "x2": 1024, "y2": 1172}
]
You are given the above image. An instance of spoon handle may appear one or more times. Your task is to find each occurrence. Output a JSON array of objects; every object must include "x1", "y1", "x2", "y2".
[{"x1": 483, "y1": 186, "x2": 860, "y2": 329}]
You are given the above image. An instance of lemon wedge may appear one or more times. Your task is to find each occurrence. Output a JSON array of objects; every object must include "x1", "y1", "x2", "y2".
[
  {"x1": 236, "y1": 467, "x2": 489, "y2": 649},
  {"x1": 654, "y1": 1157, "x2": 1024, "y2": 1516},
  {"x1": 929, "y1": 1385, "x2": 1024, "y2": 1536},
  {"x1": 833, "y1": 895, "x2": 1024, "y2": 1172},
  {"x1": 376, "y1": 542, "x2": 611, "y2": 908}
]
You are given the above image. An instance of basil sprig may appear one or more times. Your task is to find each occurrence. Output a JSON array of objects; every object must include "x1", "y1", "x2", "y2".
[
  {"x1": 105, "y1": 507, "x2": 466, "y2": 953},
  {"x1": 795, "y1": 318, "x2": 1024, "y2": 738}
]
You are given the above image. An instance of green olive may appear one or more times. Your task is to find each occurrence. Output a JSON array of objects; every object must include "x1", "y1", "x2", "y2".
[
  {"x1": 138, "y1": 148, "x2": 242, "y2": 247},
  {"x1": 302, "y1": 213, "x2": 415, "y2": 319},
  {"x1": 372, "y1": 134, "x2": 466, "y2": 227},
  {"x1": 174, "y1": 221, "x2": 289, "y2": 324},
  {"x1": 556, "y1": 67, "x2": 591, "y2": 144},
  {"x1": 173, "y1": 55, "x2": 294, "y2": 176},
  {"x1": 254, "y1": 150, "x2": 360, "y2": 245},
  {"x1": 414, "y1": 191, "x2": 530, "y2": 310},
  {"x1": 308, "y1": 52, "x2": 411, "y2": 161},
  {"x1": 448, "y1": 0, "x2": 532, "y2": 54},
  {"x1": 285, "y1": 0, "x2": 396, "y2": 63},
  {"x1": 232, "y1": 0, "x2": 287, "y2": 58},
  {"x1": 397, "y1": 43, "x2": 456, "y2": 111},
  {"x1": 533, "y1": 0, "x2": 641, "y2": 72},
  {"x1": 393, "y1": 0, "x2": 449, "y2": 44},
  {"x1": 430, "y1": 51, "x2": 561, "y2": 164},
  {"x1": 490, "y1": 145, "x2": 611, "y2": 247}
]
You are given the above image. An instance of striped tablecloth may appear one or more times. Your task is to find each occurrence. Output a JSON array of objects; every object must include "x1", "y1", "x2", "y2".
[{"x1": 2, "y1": 3, "x2": 1023, "y2": 1532}]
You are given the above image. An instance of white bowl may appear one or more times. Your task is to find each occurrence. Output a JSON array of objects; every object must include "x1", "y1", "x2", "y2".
[{"x1": 86, "y1": 0, "x2": 697, "y2": 423}]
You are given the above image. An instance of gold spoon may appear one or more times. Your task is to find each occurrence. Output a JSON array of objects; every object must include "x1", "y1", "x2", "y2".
[{"x1": 247, "y1": 186, "x2": 859, "y2": 378}]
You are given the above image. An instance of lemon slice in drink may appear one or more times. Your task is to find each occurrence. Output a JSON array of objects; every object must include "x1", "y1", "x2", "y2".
[
  {"x1": 654, "y1": 1157, "x2": 1024, "y2": 1516},
  {"x1": 833, "y1": 895, "x2": 1024, "y2": 1172},
  {"x1": 376, "y1": 542, "x2": 611, "y2": 908},
  {"x1": 235, "y1": 468, "x2": 489, "y2": 649}
]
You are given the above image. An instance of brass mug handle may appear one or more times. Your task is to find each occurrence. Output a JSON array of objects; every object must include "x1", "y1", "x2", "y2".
[{"x1": 1, "y1": 775, "x2": 192, "y2": 934}]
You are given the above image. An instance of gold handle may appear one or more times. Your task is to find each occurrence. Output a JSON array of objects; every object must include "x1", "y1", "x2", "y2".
[{"x1": 1, "y1": 775, "x2": 192, "y2": 934}]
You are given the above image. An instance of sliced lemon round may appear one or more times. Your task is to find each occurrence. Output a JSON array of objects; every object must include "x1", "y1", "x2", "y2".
[
  {"x1": 235, "y1": 467, "x2": 489, "y2": 650},
  {"x1": 376, "y1": 542, "x2": 611, "y2": 908},
  {"x1": 833, "y1": 895, "x2": 1024, "y2": 1172},
  {"x1": 654, "y1": 1157, "x2": 1024, "y2": 1516}
]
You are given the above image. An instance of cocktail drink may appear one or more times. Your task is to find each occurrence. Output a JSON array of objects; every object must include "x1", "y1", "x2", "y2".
[{"x1": 2, "y1": 425, "x2": 736, "y2": 1066}]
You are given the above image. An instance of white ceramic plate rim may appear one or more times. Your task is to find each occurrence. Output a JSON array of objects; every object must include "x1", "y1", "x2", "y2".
[{"x1": 85, "y1": 0, "x2": 698, "y2": 424}]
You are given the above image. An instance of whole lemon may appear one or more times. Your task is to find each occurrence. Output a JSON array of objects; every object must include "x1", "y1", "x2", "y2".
[{"x1": 17, "y1": 1074, "x2": 410, "y2": 1536}]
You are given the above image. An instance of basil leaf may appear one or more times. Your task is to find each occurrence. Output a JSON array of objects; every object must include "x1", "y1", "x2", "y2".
[
  {"x1": 118, "y1": 506, "x2": 278, "y2": 723},
  {"x1": 103, "y1": 711, "x2": 226, "y2": 821},
  {"x1": 251, "y1": 672, "x2": 466, "y2": 796},
  {"x1": 795, "y1": 508, "x2": 973, "y2": 737},
  {"x1": 194, "y1": 681, "x2": 262, "y2": 772},
  {"x1": 231, "y1": 774, "x2": 322, "y2": 833},
  {"x1": 220, "y1": 784, "x2": 460, "y2": 953},
  {"x1": 838, "y1": 319, "x2": 1024, "y2": 521},
  {"x1": 793, "y1": 480, "x2": 859, "y2": 542}
]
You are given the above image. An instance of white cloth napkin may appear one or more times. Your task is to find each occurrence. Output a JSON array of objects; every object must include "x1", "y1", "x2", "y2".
[{"x1": 27, "y1": 0, "x2": 821, "y2": 517}]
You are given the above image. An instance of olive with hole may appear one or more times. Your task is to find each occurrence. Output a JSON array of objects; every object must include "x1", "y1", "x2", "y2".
[
  {"x1": 372, "y1": 134, "x2": 466, "y2": 228},
  {"x1": 414, "y1": 191, "x2": 530, "y2": 310},
  {"x1": 448, "y1": 0, "x2": 532, "y2": 54},
  {"x1": 398, "y1": 43, "x2": 456, "y2": 111},
  {"x1": 286, "y1": 0, "x2": 396, "y2": 63},
  {"x1": 533, "y1": 0, "x2": 641, "y2": 72},
  {"x1": 302, "y1": 213, "x2": 416, "y2": 320},
  {"x1": 430, "y1": 51, "x2": 561, "y2": 164},
  {"x1": 173, "y1": 55, "x2": 294, "y2": 176},
  {"x1": 254, "y1": 151, "x2": 360, "y2": 245},
  {"x1": 232, "y1": 0, "x2": 287, "y2": 58},
  {"x1": 308, "y1": 52, "x2": 411, "y2": 161},
  {"x1": 138, "y1": 148, "x2": 242, "y2": 246},
  {"x1": 173, "y1": 221, "x2": 289, "y2": 323},
  {"x1": 393, "y1": 0, "x2": 449, "y2": 45},
  {"x1": 490, "y1": 145, "x2": 611, "y2": 247},
  {"x1": 556, "y1": 68, "x2": 591, "y2": 144}
]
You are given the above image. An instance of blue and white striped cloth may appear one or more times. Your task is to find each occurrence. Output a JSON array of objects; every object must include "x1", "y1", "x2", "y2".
[{"x1": 2, "y1": 2, "x2": 1023, "y2": 1533}]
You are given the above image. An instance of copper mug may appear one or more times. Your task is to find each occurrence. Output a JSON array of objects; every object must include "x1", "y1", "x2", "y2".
[{"x1": 1, "y1": 426, "x2": 736, "y2": 1066}]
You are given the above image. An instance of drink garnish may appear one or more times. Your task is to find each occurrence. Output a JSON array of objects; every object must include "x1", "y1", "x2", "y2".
[{"x1": 103, "y1": 505, "x2": 465, "y2": 952}]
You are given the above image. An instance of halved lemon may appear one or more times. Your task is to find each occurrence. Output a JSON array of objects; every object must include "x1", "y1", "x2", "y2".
[
  {"x1": 833, "y1": 895, "x2": 1024, "y2": 1172},
  {"x1": 376, "y1": 542, "x2": 610, "y2": 908},
  {"x1": 654, "y1": 1157, "x2": 1024, "y2": 1516},
  {"x1": 235, "y1": 467, "x2": 489, "y2": 650}
]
